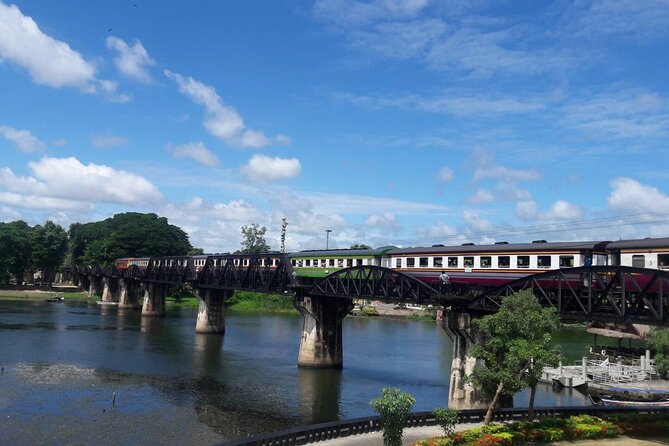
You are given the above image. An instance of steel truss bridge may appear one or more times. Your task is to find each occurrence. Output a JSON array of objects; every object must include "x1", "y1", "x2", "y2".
[{"x1": 61, "y1": 258, "x2": 669, "y2": 325}]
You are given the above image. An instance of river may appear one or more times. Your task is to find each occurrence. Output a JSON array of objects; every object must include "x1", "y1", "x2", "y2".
[{"x1": 0, "y1": 299, "x2": 596, "y2": 445}]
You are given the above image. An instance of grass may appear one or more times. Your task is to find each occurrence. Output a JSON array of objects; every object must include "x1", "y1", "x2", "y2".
[{"x1": 0, "y1": 288, "x2": 91, "y2": 301}]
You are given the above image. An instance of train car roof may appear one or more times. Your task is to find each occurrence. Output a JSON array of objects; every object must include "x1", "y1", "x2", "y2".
[
  {"x1": 288, "y1": 247, "x2": 392, "y2": 257},
  {"x1": 606, "y1": 237, "x2": 669, "y2": 250},
  {"x1": 388, "y1": 240, "x2": 608, "y2": 255}
]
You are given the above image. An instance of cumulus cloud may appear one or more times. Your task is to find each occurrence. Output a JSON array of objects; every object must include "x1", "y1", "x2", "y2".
[
  {"x1": 515, "y1": 199, "x2": 583, "y2": 222},
  {"x1": 0, "y1": 157, "x2": 161, "y2": 206},
  {"x1": 462, "y1": 210, "x2": 492, "y2": 232},
  {"x1": 472, "y1": 149, "x2": 541, "y2": 183},
  {"x1": 466, "y1": 188, "x2": 495, "y2": 204},
  {"x1": 364, "y1": 212, "x2": 402, "y2": 231},
  {"x1": 313, "y1": 0, "x2": 429, "y2": 27},
  {"x1": 241, "y1": 154, "x2": 302, "y2": 184},
  {"x1": 90, "y1": 134, "x2": 128, "y2": 148},
  {"x1": 166, "y1": 142, "x2": 220, "y2": 167},
  {"x1": 165, "y1": 70, "x2": 285, "y2": 148},
  {"x1": 608, "y1": 177, "x2": 669, "y2": 213},
  {"x1": 0, "y1": 125, "x2": 46, "y2": 152},
  {"x1": 106, "y1": 36, "x2": 156, "y2": 83},
  {"x1": 0, "y1": 2, "x2": 104, "y2": 92}
]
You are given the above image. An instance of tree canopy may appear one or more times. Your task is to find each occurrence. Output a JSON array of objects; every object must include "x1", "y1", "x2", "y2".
[
  {"x1": 350, "y1": 243, "x2": 372, "y2": 249},
  {"x1": 647, "y1": 328, "x2": 669, "y2": 379},
  {"x1": 0, "y1": 220, "x2": 33, "y2": 284},
  {"x1": 238, "y1": 223, "x2": 270, "y2": 254},
  {"x1": 469, "y1": 290, "x2": 560, "y2": 424}
]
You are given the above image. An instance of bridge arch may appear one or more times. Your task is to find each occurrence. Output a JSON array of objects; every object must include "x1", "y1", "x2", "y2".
[
  {"x1": 305, "y1": 265, "x2": 441, "y2": 304},
  {"x1": 466, "y1": 265, "x2": 669, "y2": 325}
]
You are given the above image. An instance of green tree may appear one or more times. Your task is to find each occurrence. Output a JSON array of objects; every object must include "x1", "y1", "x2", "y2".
[
  {"x1": 0, "y1": 220, "x2": 33, "y2": 284},
  {"x1": 469, "y1": 290, "x2": 560, "y2": 424},
  {"x1": 350, "y1": 243, "x2": 371, "y2": 249},
  {"x1": 30, "y1": 221, "x2": 68, "y2": 284},
  {"x1": 238, "y1": 223, "x2": 270, "y2": 254},
  {"x1": 647, "y1": 328, "x2": 669, "y2": 379},
  {"x1": 370, "y1": 387, "x2": 415, "y2": 446}
]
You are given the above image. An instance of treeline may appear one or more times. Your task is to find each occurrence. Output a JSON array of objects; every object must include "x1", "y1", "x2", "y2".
[{"x1": 0, "y1": 212, "x2": 195, "y2": 285}]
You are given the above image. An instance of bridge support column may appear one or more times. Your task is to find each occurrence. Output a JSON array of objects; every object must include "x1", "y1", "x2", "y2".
[
  {"x1": 118, "y1": 279, "x2": 140, "y2": 309},
  {"x1": 141, "y1": 283, "x2": 166, "y2": 317},
  {"x1": 87, "y1": 275, "x2": 102, "y2": 298},
  {"x1": 443, "y1": 312, "x2": 490, "y2": 410},
  {"x1": 195, "y1": 289, "x2": 231, "y2": 334},
  {"x1": 101, "y1": 277, "x2": 117, "y2": 303},
  {"x1": 294, "y1": 294, "x2": 353, "y2": 368}
]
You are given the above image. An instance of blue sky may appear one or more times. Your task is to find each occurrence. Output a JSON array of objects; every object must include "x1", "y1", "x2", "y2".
[{"x1": 1, "y1": 0, "x2": 668, "y2": 252}]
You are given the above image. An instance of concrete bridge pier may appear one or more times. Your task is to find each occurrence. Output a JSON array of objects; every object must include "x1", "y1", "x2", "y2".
[
  {"x1": 443, "y1": 312, "x2": 490, "y2": 410},
  {"x1": 141, "y1": 283, "x2": 166, "y2": 317},
  {"x1": 195, "y1": 289, "x2": 232, "y2": 334},
  {"x1": 118, "y1": 278, "x2": 141, "y2": 309},
  {"x1": 87, "y1": 275, "x2": 102, "y2": 298},
  {"x1": 294, "y1": 293, "x2": 353, "y2": 368},
  {"x1": 101, "y1": 277, "x2": 117, "y2": 303}
]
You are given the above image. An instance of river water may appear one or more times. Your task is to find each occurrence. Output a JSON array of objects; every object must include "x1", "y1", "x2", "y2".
[{"x1": 0, "y1": 299, "x2": 595, "y2": 445}]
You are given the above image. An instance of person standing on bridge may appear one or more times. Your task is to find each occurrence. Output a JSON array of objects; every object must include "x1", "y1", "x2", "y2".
[{"x1": 439, "y1": 270, "x2": 450, "y2": 294}]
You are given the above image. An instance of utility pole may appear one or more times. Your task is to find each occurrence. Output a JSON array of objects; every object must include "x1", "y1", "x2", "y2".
[
  {"x1": 281, "y1": 217, "x2": 288, "y2": 253},
  {"x1": 326, "y1": 229, "x2": 332, "y2": 250}
]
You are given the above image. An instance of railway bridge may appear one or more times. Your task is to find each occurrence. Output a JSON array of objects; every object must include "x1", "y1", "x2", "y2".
[{"x1": 58, "y1": 258, "x2": 669, "y2": 409}]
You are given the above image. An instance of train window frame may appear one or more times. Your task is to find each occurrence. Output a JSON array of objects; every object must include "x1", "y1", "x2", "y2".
[
  {"x1": 480, "y1": 256, "x2": 491, "y2": 268},
  {"x1": 632, "y1": 255, "x2": 645, "y2": 268},
  {"x1": 305, "y1": 259, "x2": 311, "y2": 267},
  {"x1": 659, "y1": 254, "x2": 669, "y2": 269},
  {"x1": 538, "y1": 256, "x2": 552, "y2": 268},
  {"x1": 329, "y1": 259, "x2": 335, "y2": 267},
  {"x1": 517, "y1": 256, "x2": 530, "y2": 268},
  {"x1": 498, "y1": 256, "x2": 510, "y2": 268},
  {"x1": 395, "y1": 258, "x2": 402, "y2": 268},
  {"x1": 419, "y1": 257, "x2": 429, "y2": 267},
  {"x1": 407, "y1": 258, "x2": 416, "y2": 268},
  {"x1": 347, "y1": 259, "x2": 353, "y2": 267},
  {"x1": 292, "y1": 260, "x2": 297, "y2": 266},
  {"x1": 559, "y1": 255, "x2": 573, "y2": 268},
  {"x1": 356, "y1": 258, "x2": 362, "y2": 266},
  {"x1": 463, "y1": 257, "x2": 474, "y2": 267},
  {"x1": 448, "y1": 257, "x2": 458, "y2": 267},
  {"x1": 434, "y1": 256, "x2": 443, "y2": 268}
]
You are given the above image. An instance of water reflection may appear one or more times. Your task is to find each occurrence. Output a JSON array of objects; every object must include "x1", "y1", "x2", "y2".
[
  {"x1": 193, "y1": 333, "x2": 224, "y2": 376},
  {"x1": 297, "y1": 368, "x2": 343, "y2": 422}
]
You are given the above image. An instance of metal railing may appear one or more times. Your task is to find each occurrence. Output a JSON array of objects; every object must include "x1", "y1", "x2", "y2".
[{"x1": 217, "y1": 406, "x2": 669, "y2": 446}]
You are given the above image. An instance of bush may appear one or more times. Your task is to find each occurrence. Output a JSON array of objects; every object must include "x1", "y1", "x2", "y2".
[
  {"x1": 370, "y1": 387, "x2": 416, "y2": 446},
  {"x1": 361, "y1": 306, "x2": 379, "y2": 316},
  {"x1": 434, "y1": 408, "x2": 459, "y2": 437}
]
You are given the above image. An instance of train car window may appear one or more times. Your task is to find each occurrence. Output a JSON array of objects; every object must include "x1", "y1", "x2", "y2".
[
  {"x1": 234, "y1": 259, "x2": 239, "y2": 266},
  {"x1": 305, "y1": 259, "x2": 311, "y2": 267},
  {"x1": 419, "y1": 257, "x2": 429, "y2": 267},
  {"x1": 517, "y1": 256, "x2": 530, "y2": 268},
  {"x1": 659, "y1": 254, "x2": 669, "y2": 269},
  {"x1": 499, "y1": 256, "x2": 510, "y2": 268},
  {"x1": 356, "y1": 259, "x2": 362, "y2": 266},
  {"x1": 407, "y1": 258, "x2": 416, "y2": 267},
  {"x1": 395, "y1": 258, "x2": 402, "y2": 268},
  {"x1": 243, "y1": 259, "x2": 249, "y2": 266},
  {"x1": 559, "y1": 256, "x2": 573, "y2": 268},
  {"x1": 538, "y1": 256, "x2": 551, "y2": 268},
  {"x1": 321, "y1": 259, "x2": 327, "y2": 267},
  {"x1": 434, "y1": 257, "x2": 443, "y2": 267},
  {"x1": 448, "y1": 257, "x2": 458, "y2": 267},
  {"x1": 298, "y1": 260, "x2": 303, "y2": 267},
  {"x1": 347, "y1": 259, "x2": 353, "y2": 267},
  {"x1": 337, "y1": 259, "x2": 344, "y2": 267},
  {"x1": 291, "y1": 260, "x2": 296, "y2": 266},
  {"x1": 632, "y1": 255, "x2": 645, "y2": 268},
  {"x1": 464, "y1": 257, "x2": 474, "y2": 267},
  {"x1": 481, "y1": 256, "x2": 491, "y2": 268},
  {"x1": 329, "y1": 259, "x2": 335, "y2": 267}
]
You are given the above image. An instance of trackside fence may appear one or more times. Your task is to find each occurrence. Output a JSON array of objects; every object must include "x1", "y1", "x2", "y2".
[{"x1": 218, "y1": 406, "x2": 669, "y2": 446}]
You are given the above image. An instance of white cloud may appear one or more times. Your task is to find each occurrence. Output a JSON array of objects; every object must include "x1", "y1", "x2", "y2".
[
  {"x1": 0, "y1": 205, "x2": 22, "y2": 220},
  {"x1": 275, "y1": 134, "x2": 292, "y2": 145},
  {"x1": 0, "y1": 157, "x2": 161, "y2": 206},
  {"x1": 466, "y1": 188, "x2": 494, "y2": 204},
  {"x1": 549, "y1": 200, "x2": 583, "y2": 220},
  {"x1": 515, "y1": 199, "x2": 583, "y2": 222},
  {"x1": 211, "y1": 200, "x2": 264, "y2": 222},
  {"x1": 165, "y1": 70, "x2": 284, "y2": 148},
  {"x1": 241, "y1": 154, "x2": 302, "y2": 184},
  {"x1": 472, "y1": 149, "x2": 541, "y2": 183},
  {"x1": 313, "y1": 0, "x2": 430, "y2": 27},
  {"x1": 462, "y1": 210, "x2": 492, "y2": 232},
  {"x1": 166, "y1": 142, "x2": 220, "y2": 167},
  {"x1": 52, "y1": 138, "x2": 68, "y2": 147},
  {"x1": 0, "y1": 125, "x2": 46, "y2": 152},
  {"x1": 90, "y1": 134, "x2": 128, "y2": 148},
  {"x1": 437, "y1": 166, "x2": 453, "y2": 182},
  {"x1": 0, "y1": 191, "x2": 93, "y2": 211},
  {"x1": 364, "y1": 212, "x2": 402, "y2": 231},
  {"x1": 106, "y1": 36, "x2": 155, "y2": 83},
  {"x1": 0, "y1": 2, "x2": 98, "y2": 91},
  {"x1": 515, "y1": 200, "x2": 538, "y2": 221},
  {"x1": 608, "y1": 177, "x2": 669, "y2": 213}
]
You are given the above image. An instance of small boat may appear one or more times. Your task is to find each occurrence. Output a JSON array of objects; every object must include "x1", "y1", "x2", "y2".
[
  {"x1": 591, "y1": 394, "x2": 669, "y2": 407},
  {"x1": 45, "y1": 296, "x2": 65, "y2": 303}
]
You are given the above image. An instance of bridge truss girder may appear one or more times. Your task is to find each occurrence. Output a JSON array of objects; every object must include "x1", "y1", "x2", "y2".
[{"x1": 466, "y1": 266, "x2": 669, "y2": 325}]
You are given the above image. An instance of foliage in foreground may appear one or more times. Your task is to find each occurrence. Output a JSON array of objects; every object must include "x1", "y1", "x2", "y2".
[
  {"x1": 647, "y1": 327, "x2": 669, "y2": 378},
  {"x1": 412, "y1": 413, "x2": 669, "y2": 446},
  {"x1": 371, "y1": 387, "x2": 416, "y2": 446},
  {"x1": 225, "y1": 291, "x2": 296, "y2": 312}
]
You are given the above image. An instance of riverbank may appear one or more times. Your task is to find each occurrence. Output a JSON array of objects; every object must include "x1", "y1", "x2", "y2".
[{"x1": 0, "y1": 288, "x2": 90, "y2": 301}]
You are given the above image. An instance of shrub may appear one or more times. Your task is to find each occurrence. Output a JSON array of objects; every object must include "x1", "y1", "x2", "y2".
[
  {"x1": 361, "y1": 306, "x2": 379, "y2": 316},
  {"x1": 434, "y1": 408, "x2": 459, "y2": 438},
  {"x1": 370, "y1": 387, "x2": 416, "y2": 446},
  {"x1": 474, "y1": 433, "x2": 511, "y2": 446}
]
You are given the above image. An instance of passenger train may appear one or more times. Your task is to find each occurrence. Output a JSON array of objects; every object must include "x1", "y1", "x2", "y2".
[{"x1": 115, "y1": 237, "x2": 669, "y2": 289}]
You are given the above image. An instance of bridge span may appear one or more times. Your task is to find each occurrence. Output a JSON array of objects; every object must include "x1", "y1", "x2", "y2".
[{"x1": 58, "y1": 257, "x2": 669, "y2": 410}]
